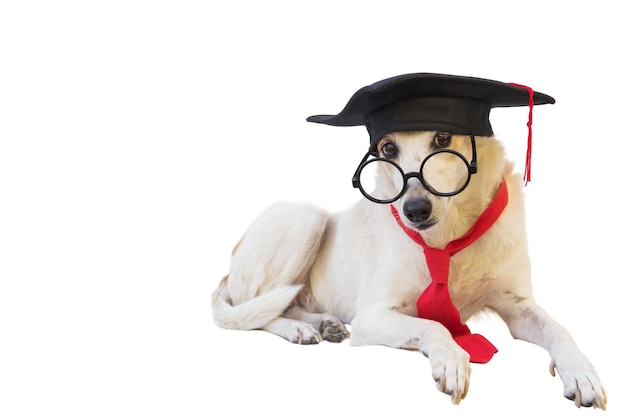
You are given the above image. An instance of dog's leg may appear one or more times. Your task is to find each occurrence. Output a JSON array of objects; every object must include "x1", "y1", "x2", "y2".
[
  {"x1": 283, "y1": 306, "x2": 350, "y2": 343},
  {"x1": 351, "y1": 308, "x2": 471, "y2": 404},
  {"x1": 494, "y1": 297, "x2": 607, "y2": 409},
  {"x1": 213, "y1": 202, "x2": 329, "y2": 340}
]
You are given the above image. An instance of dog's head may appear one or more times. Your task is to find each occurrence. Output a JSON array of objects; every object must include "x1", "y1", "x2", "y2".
[{"x1": 367, "y1": 131, "x2": 506, "y2": 239}]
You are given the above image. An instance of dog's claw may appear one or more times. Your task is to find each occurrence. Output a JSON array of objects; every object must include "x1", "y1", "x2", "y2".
[
  {"x1": 574, "y1": 390, "x2": 582, "y2": 408},
  {"x1": 462, "y1": 378, "x2": 470, "y2": 400},
  {"x1": 600, "y1": 387, "x2": 609, "y2": 410},
  {"x1": 446, "y1": 376, "x2": 470, "y2": 405}
]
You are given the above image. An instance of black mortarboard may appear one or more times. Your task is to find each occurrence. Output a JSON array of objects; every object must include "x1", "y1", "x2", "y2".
[{"x1": 306, "y1": 73, "x2": 555, "y2": 147}]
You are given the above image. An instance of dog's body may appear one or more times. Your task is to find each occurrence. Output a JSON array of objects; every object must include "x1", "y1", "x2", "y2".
[{"x1": 212, "y1": 131, "x2": 606, "y2": 408}]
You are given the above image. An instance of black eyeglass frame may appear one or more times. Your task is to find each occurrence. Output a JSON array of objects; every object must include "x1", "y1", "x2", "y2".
[{"x1": 351, "y1": 135, "x2": 478, "y2": 204}]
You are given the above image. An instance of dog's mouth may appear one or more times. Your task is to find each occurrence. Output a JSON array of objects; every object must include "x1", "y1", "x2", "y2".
[{"x1": 414, "y1": 219, "x2": 437, "y2": 231}]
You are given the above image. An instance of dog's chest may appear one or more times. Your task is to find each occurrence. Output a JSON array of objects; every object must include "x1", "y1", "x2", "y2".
[
  {"x1": 445, "y1": 250, "x2": 503, "y2": 315},
  {"x1": 391, "y1": 244, "x2": 499, "y2": 314}
]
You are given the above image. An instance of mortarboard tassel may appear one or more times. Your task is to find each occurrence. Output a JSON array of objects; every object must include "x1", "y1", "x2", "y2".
[{"x1": 508, "y1": 83, "x2": 534, "y2": 185}]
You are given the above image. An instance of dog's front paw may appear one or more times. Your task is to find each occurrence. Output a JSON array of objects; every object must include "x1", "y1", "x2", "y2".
[
  {"x1": 428, "y1": 344, "x2": 471, "y2": 405},
  {"x1": 549, "y1": 355, "x2": 607, "y2": 410}
]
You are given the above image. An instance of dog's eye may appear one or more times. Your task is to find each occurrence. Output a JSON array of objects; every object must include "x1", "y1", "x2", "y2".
[
  {"x1": 433, "y1": 132, "x2": 452, "y2": 148},
  {"x1": 381, "y1": 142, "x2": 398, "y2": 158}
]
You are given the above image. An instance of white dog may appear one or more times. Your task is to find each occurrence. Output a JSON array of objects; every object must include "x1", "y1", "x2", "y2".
[{"x1": 212, "y1": 74, "x2": 606, "y2": 408}]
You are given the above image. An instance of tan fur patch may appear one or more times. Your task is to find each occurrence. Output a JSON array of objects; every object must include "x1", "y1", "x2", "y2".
[
  {"x1": 231, "y1": 235, "x2": 244, "y2": 256},
  {"x1": 219, "y1": 275, "x2": 228, "y2": 286}
]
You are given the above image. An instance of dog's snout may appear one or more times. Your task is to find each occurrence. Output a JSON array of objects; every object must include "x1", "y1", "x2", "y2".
[{"x1": 403, "y1": 198, "x2": 432, "y2": 224}]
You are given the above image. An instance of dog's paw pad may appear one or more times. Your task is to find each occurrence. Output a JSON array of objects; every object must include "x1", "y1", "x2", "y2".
[{"x1": 319, "y1": 319, "x2": 350, "y2": 343}]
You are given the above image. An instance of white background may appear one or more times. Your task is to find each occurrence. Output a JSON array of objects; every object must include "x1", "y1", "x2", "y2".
[{"x1": 1, "y1": 1, "x2": 624, "y2": 415}]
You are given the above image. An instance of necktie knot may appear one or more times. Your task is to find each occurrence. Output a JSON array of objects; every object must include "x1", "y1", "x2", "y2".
[{"x1": 422, "y1": 247, "x2": 450, "y2": 284}]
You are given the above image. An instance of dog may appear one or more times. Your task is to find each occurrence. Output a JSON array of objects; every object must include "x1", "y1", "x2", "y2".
[{"x1": 212, "y1": 129, "x2": 606, "y2": 408}]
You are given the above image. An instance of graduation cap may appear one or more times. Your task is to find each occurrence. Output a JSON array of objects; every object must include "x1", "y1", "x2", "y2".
[{"x1": 307, "y1": 73, "x2": 555, "y2": 183}]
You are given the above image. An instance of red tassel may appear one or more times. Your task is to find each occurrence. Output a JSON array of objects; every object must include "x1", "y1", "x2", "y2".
[{"x1": 508, "y1": 83, "x2": 534, "y2": 185}]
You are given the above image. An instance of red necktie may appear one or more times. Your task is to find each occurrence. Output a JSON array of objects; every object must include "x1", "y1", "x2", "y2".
[{"x1": 390, "y1": 180, "x2": 508, "y2": 363}]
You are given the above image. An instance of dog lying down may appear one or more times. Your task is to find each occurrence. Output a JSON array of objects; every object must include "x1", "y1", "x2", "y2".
[{"x1": 212, "y1": 73, "x2": 606, "y2": 408}]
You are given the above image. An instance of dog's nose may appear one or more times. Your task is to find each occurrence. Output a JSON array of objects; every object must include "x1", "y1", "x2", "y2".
[{"x1": 403, "y1": 198, "x2": 432, "y2": 224}]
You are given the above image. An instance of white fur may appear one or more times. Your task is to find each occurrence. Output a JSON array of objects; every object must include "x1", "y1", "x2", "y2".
[{"x1": 212, "y1": 131, "x2": 606, "y2": 408}]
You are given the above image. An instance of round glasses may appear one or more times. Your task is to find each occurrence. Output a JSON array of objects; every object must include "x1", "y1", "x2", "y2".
[{"x1": 352, "y1": 136, "x2": 478, "y2": 204}]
